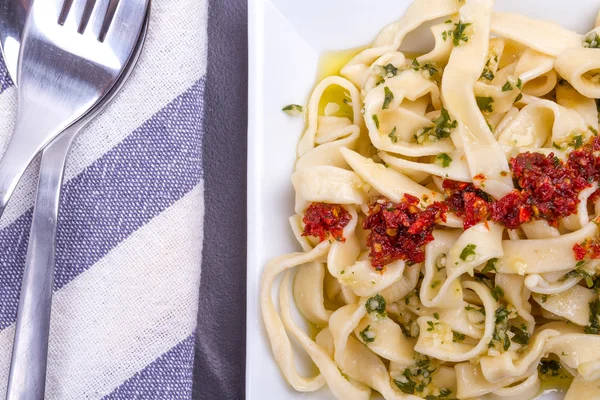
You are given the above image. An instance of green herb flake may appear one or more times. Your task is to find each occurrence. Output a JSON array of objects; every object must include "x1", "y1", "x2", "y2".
[
  {"x1": 541, "y1": 294, "x2": 548, "y2": 303},
  {"x1": 481, "y1": 258, "x2": 498, "y2": 273},
  {"x1": 459, "y1": 244, "x2": 477, "y2": 261},
  {"x1": 585, "y1": 298, "x2": 600, "y2": 334},
  {"x1": 452, "y1": 331, "x2": 465, "y2": 342},
  {"x1": 502, "y1": 81, "x2": 513, "y2": 92},
  {"x1": 282, "y1": 104, "x2": 303, "y2": 115},
  {"x1": 425, "y1": 388, "x2": 452, "y2": 399},
  {"x1": 433, "y1": 312, "x2": 440, "y2": 320},
  {"x1": 435, "y1": 153, "x2": 453, "y2": 168},
  {"x1": 569, "y1": 134, "x2": 584, "y2": 149},
  {"x1": 491, "y1": 285, "x2": 504, "y2": 301},
  {"x1": 388, "y1": 126, "x2": 398, "y2": 143},
  {"x1": 383, "y1": 63, "x2": 398, "y2": 77},
  {"x1": 514, "y1": 93, "x2": 523, "y2": 103},
  {"x1": 372, "y1": 114, "x2": 380, "y2": 129},
  {"x1": 476, "y1": 96, "x2": 494, "y2": 113},
  {"x1": 359, "y1": 325, "x2": 376, "y2": 343},
  {"x1": 584, "y1": 32, "x2": 600, "y2": 49},
  {"x1": 516, "y1": 78, "x2": 523, "y2": 90},
  {"x1": 510, "y1": 325, "x2": 530, "y2": 345},
  {"x1": 383, "y1": 86, "x2": 394, "y2": 110},
  {"x1": 365, "y1": 294, "x2": 387, "y2": 317},
  {"x1": 480, "y1": 68, "x2": 495, "y2": 81},
  {"x1": 431, "y1": 280, "x2": 441, "y2": 289},
  {"x1": 451, "y1": 21, "x2": 471, "y2": 47},
  {"x1": 427, "y1": 321, "x2": 437, "y2": 332}
]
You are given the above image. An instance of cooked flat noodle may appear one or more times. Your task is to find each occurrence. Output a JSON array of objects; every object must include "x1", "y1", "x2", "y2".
[{"x1": 262, "y1": 0, "x2": 600, "y2": 398}]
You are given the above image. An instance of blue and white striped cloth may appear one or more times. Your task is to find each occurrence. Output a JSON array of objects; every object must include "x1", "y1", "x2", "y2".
[{"x1": 0, "y1": 1, "x2": 208, "y2": 398}]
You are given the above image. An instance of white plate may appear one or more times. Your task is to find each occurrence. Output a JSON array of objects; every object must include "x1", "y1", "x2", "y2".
[{"x1": 246, "y1": 1, "x2": 600, "y2": 399}]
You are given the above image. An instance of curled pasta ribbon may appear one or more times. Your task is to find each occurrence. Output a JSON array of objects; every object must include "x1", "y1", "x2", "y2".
[
  {"x1": 260, "y1": 242, "x2": 331, "y2": 391},
  {"x1": 524, "y1": 271, "x2": 579, "y2": 295},
  {"x1": 341, "y1": 0, "x2": 461, "y2": 88},
  {"x1": 556, "y1": 47, "x2": 600, "y2": 99},
  {"x1": 415, "y1": 281, "x2": 498, "y2": 362},
  {"x1": 423, "y1": 222, "x2": 504, "y2": 309},
  {"x1": 496, "y1": 99, "x2": 589, "y2": 150},
  {"x1": 556, "y1": 81, "x2": 599, "y2": 132},
  {"x1": 491, "y1": 12, "x2": 581, "y2": 57},
  {"x1": 533, "y1": 285, "x2": 595, "y2": 326},
  {"x1": 279, "y1": 271, "x2": 372, "y2": 400},
  {"x1": 565, "y1": 375, "x2": 600, "y2": 399},
  {"x1": 291, "y1": 166, "x2": 366, "y2": 214},
  {"x1": 379, "y1": 150, "x2": 472, "y2": 183},
  {"x1": 363, "y1": 69, "x2": 452, "y2": 157},
  {"x1": 297, "y1": 76, "x2": 362, "y2": 157},
  {"x1": 442, "y1": 0, "x2": 513, "y2": 199},
  {"x1": 496, "y1": 215, "x2": 600, "y2": 274}
]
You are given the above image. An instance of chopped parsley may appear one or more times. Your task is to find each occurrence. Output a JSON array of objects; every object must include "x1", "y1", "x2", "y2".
[
  {"x1": 425, "y1": 388, "x2": 452, "y2": 399},
  {"x1": 366, "y1": 294, "x2": 387, "y2": 317},
  {"x1": 539, "y1": 359, "x2": 563, "y2": 378},
  {"x1": 569, "y1": 134, "x2": 584, "y2": 149},
  {"x1": 563, "y1": 267, "x2": 597, "y2": 289},
  {"x1": 514, "y1": 93, "x2": 523, "y2": 103},
  {"x1": 282, "y1": 104, "x2": 303, "y2": 114},
  {"x1": 415, "y1": 107, "x2": 457, "y2": 144},
  {"x1": 510, "y1": 324, "x2": 530, "y2": 345},
  {"x1": 383, "y1": 63, "x2": 398, "y2": 77},
  {"x1": 584, "y1": 298, "x2": 600, "y2": 334},
  {"x1": 435, "y1": 153, "x2": 453, "y2": 168},
  {"x1": 431, "y1": 280, "x2": 441, "y2": 289},
  {"x1": 443, "y1": 21, "x2": 471, "y2": 47},
  {"x1": 388, "y1": 126, "x2": 398, "y2": 143},
  {"x1": 516, "y1": 78, "x2": 523, "y2": 90},
  {"x1": 480, "y1": 68, "x2": 494, "y2": 81},
  {"x1": 584, "y1": 32, "x2": 600, "y2": 48},
  {"x1": 412, "y1": 59, "x2": 439, "y2": 78},
  {"x1": 481, "y1": 258, "x2": 498, "y2": 273},
  {"x1": 459, "y1": 244, "x2": 476, "y2": 261},
  {"x1": 433, "y1": 312, "x2": 440, "y2": 320},
  {"x1": 476, "y1": 96, "x2": 494, "y2": 113},
  {"x1": 427, "y1": 321, "x2": 437, "y2": 331},
  {"x1": 488, "y1": 305, "x2": 512, "y2": 352},
  {"x1": 491, "y1": 285, "x2": 504, "y2": 301},
  {"x1": 383, "y1": 86, "x2": 394, "y2": 110},
  {"x1": 372, "y1": 114, "x2": 380, "y2": 129},
  {"x1": 502, "y1": 81, "x2": 513, "y2": 92},
  {"x1": 393, "y1": 355, "x2": 436, "y2": 395},
  {"x1": 359, "y1": 325, "x2": 376, "y2": 343},
  {"x1": 452, "y1": 331, "x2": 465, "y2": 342}
]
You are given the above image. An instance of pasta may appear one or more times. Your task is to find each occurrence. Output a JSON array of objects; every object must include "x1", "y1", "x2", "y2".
[{"x1": 261, "y1": 0, "x2": 600, "y2": 398}]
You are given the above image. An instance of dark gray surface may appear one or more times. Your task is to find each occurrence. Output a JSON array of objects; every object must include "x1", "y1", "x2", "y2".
[{"x1": 193, "y1": 1, "x2": 248, "y2": 399}]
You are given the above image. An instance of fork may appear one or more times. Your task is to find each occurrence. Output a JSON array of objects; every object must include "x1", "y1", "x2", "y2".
[
  {"x1": 0, "y1": 0, "x2": 148, "y2": 219},
  {"x1": 4, "y1": 1, "x2": 149, "y2": 399}
]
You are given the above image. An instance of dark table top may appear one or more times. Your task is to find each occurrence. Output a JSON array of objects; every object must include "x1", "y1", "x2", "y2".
[{"x1": 193, "y1": 1, "x2": 247, "y2": 399}]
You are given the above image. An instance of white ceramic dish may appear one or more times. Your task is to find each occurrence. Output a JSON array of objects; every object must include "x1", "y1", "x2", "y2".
[{"x1": 246, "y1": 1, "x2": 600, "y2": 399}]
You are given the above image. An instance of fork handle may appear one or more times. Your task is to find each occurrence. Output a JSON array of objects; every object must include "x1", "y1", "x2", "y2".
[{"x1": 6, "y1": 133, "x2": 74, "y2": 400}]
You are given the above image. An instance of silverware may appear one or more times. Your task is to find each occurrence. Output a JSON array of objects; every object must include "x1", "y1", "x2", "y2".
[
  {"x1": 0, "y1": 0, "x2": 148, "y2": 219},
  {"x1": 0, "y1": 0, "x2": 28, "y2": 80},
  {"x1": 0, "y1": 1, "x2": 150, "y2": 399}
]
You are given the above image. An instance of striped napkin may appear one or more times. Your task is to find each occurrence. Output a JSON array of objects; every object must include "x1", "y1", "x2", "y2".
[{"x1": 0, "y1": 0, "x2": 207, "y2": 398}]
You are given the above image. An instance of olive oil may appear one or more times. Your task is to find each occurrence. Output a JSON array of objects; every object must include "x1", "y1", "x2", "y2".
[{"x1": 315, "y1": 47, "x2": 366, "y2": 119}]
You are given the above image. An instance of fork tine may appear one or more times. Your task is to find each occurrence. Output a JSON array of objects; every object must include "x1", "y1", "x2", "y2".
[
  {"x1": 58, "y1": 0, "x2": 74, "y2": 25},
  {"x1": 78, "y1": 0, "x2": 97, "y2": 34},
  {"x1": 98, "y1": 0, "x2": 119, "y2": 42}
]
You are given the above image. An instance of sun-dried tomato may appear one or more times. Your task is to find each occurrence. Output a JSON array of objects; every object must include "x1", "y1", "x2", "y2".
[
  {"x1": 490, "y1": 151, "x2": 593, "y2": 228},
  {"x1": 573, "y1": 240, "x2": 600, "y2": 261},
  {"x1": 302, "y1": 203, "x2": 351, "y2": 243},
  {"x1": 363, "y1": 194, "x2": 447, "y2": 270},
  {"x1": 442, "y1": 180, "x2": 491, "y2": 229}
]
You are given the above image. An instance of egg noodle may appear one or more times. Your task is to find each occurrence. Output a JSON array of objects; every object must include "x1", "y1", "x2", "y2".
[{"x1": 260, "y1": 0, "x2": 600, "y2": 398}]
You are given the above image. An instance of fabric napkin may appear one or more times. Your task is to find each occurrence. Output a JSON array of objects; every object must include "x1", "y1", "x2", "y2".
[{"x1": 0, "y1": 0, "x2": 207, "y2": 398}]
